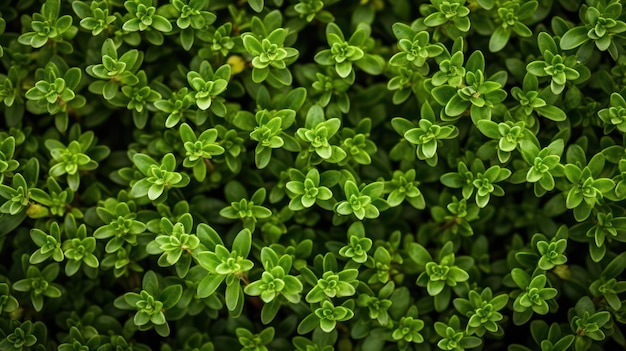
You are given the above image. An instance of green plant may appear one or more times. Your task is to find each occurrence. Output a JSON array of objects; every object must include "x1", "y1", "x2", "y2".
[
  {"x1": 145, "y1": 213, "x2": 199, "y2": 277},
  {"x1": 453, "y1": 288, "x2": 508, "y2": 337},
  {"x1": 0, "y1": 283, "x2": 19, "y2": 315},
  {"x1": 2, "y1": 0, "x2": 626, "y2": 350},
  {"x1": 569, "y1": 296, "x2": 613, "y2": 351},
  {"x1": 509, "y1": 320, "x2": 575, "y2": 351},
  {"x1": 431, "y1": 50, "x2": 507, "y2": 123},
  {"x1": 12, "y1": 263, "x2": 62, "y2": 312},
  {"x1": 526, "y1": 32, "x2": 588, "y2": 95},
  {"x1": 295, "y1": 105, "x2": 346, "y2": 164},
  {"x1": 113, "y1": 270, "x2": 182, "y2": 337},
  {"x1": 334, "y1": 180, "x2": 386, "y2": 220},
  {"x1": 179, "y1": 123, "x2": 224, "y2": 181},
  {"x1": 338, "y1": 222, "x2": 372, "y2": 263},
  {"x1": 219, "y1": 185, "x2": 272, "y2": 231},
  {"x1": 0, "y1": 320, "x2": 47, "y2": 351},
  {"x1": 422, "y1": 0, "x2": 471, "y2": 38},
  {"x1": 244, "y1": 247, "x2": 303, "y2": 323},
  {"x1": 24, "y1": 61, "x2": 84, "y2": 133},
  {"x1": 510, "y1": 269, "x2": 558, "y2": 325},
  {"x1": 560, "y1": 0, "x2": 626, "y2": 61},
  {"x1": 0, "y1": 173, "x2": 31, "y2": 216},
  {"x1": 86, "y1": 38, "x2": 143, "y2": 101},
  {"x1": 314, "y1": 22, "x2": 384, "y2": 78},
  {"x1": 393, "y1": 101, "x2": 458, "y2": 166},
  {"x1": 487, "y1": 1, "x2": 537, "y2": 52},
  {"x1": 122, "y1": 0, "x2": 172, "y2": 43},
  {"x1": 236, "y1": 326, "x2": 274, "y2": 351},
  {"x1": 434, "y1": 315, "x2": 482, "y2": 350},
  {"x1": 409, "y1": 241, "x2": 472, "y2": 311},
  {"x1": 286, "y1": 168, "x2": 335, "y2": 211},
  {"x1": 0, "y1": 137, "x2": 18, "y2": 185},
  {"x1": 298, "y1": 299, "x2": 355, "y2": 333},
  {"x1": 130, "y1": 153, "x2": 190, "y2": 202},
  {"x1": 17, "y1": 0, "x2": 76, "y2": 49},
  {"x1": 391, "y1": 305, "x2": 425, "y2": 349},
  {"x1": 72, "y1": 0, "x2": 117, "y2": 36},
  {"x1": 242, "y1": 12, "x2": 299, "y2": 87},
  {"x1": 195, "y1": 227, "x2": 253, "y2": 316},
  {"x1": 588, "y1": 252, "x2": 626, "y2": 311},
  {"x1": 441, "y1": 158, "x2": 511, "y2": 208},
  {"x1": 44, "y1": 126, "x2": 108, "y2": 192}
]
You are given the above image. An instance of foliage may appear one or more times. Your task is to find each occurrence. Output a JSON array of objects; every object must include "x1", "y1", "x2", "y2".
[{"x1": 1, "y1": 0, "x2": 626, "y2": 350}]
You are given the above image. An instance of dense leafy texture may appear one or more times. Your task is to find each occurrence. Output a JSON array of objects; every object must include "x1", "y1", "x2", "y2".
[{"x1": 1, "y1": 0, "x2": 626, "y2": 350}]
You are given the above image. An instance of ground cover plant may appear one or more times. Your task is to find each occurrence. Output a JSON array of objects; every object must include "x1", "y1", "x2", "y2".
[{"x1": 1, "y1": 0, "x2": 626, "y2": 350}]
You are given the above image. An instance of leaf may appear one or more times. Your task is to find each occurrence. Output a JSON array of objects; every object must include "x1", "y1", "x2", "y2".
[
  {"x1": 421, "y1": 140, "x2": 437, "y2": 159},
  {"x1": 297, "y1": 313, "x2": 319, "y2": 334},
  {"x1": 314, "y1": 50, "x2": 334, "y2": 65},
  {"x1": 180, "y1": 28, "x2": 195, "y2": 50},
  {"x1": 587, "y1": 153, "x2": 605, "y2": 176},
  {"x1": 142, "y1": 270, "x2": 159, "y2": 294},
  {"x1": 248, "y1": 0, "x2": 264, "y2": 12},
  {"x1": 477, "y1": 120, "x2": 501, "y2": 139},
  {"x1": 445, "y1": 94, "x2": 471, "y2": 116},
  {"x1": 431, "y1": 85, "x2": 458, "y2": 106},
  {"x1": 326, "y1": 22, "x2": 345, "y2": 42},
  {"x1": 43, "y1": 0, "x2": 60, "y2": 22},
  {"x1": 392, "y1": 22, "x2": 415, "y2": 40},
  {"x1": 537, "y1": 32, "x2": 558, "y2": 54},
  {"x1": 355, "y1": 54, "x2": 385, "y2": 75},
  {"x1": 511, "y1": 268, "x2": 530, "y2": 288},
  {"x1": 587, "y1": 311, "x2": 611, "y2": 326},
  {"x1": 263, "y1": 10, "x2": 282, "y2": 32},
  {"x1": 407, "y1": 243, "x2": 432, "y2": 265},
  {"x1": 574, "y1": 297, "x2": 595, "y2": 319},
  {"x1": 194, "y1": 227, "x2": 219, "y2": 256},
  {"x1": 517, "y1": 0, "x2": 538, "y2": 18},
  {"x1": 232, "y1": 111, "x2": 257, "y2": 131},
  {"x1": 513, "y1": 22, "x2": 533, "y2": 37},
  {"x1": 179, "y1": 123, "x2": 197, "y2": 143},
  {"x1": 283, "y1": 87, "x2": 307, "y2": 110},
  {"x1": 252, "y1": 67, "x2": 269, "y2": 83},
  {"x1": 64, "y1": 68, "x2": 81, "y2": 89},
  {"x1": 336, "y1": 61, "x2": 352, "y2": 78},
  {"x1": 267, "y1": 28, "x2": 286, "y2": 45},
  {"x1": 255, "y1": 299, "x2": 281, "y2": 324},
  {"x1": 461, "y1": 336, "x2": 483, "y2": 349},
  {"x1": 270, "y1": 67, "x2": 292, "y2": 86},
  {"x1": 160, "y1": 285, "x2": 183, "y2": 309},
  {"x1": 361, "y1": 182, "x2": 383, "y2": 199},
  {"x1": 72, "y1": 1, "x2": 91, "y2": 18},
  {"x1": 560, "y1": 26, "x2": 589, "y2": 50},
  {"x1": 132, "y1": 153, "x2": 157, "y2": 175},
  {"x1": 554, "y1": 335, "x2": 575, "y2": 351},
  {"x1": 433, "y1": 283, "x2": 450, "y2": 310},
  {"x1": 225, "y1": 280, "x2": 241, "y2": 311},
  {"x1": 255, "y1": 146, "x2": 272, "y2": 169},
  {"x1": 440, "y1": 173, "x2": 464, "y2": 188},
  {"x1": 489, "y1": 27, "x2": 511, "y2": 52},
  {"x1": 243, "y1": 34, "x2": 263, "y2": 55},
  {"x1": 424, "y1": 12, "x2": 447, "y2": 27},
  {"x1": 392, "y1": 118, "x2": 415, "y2": 136},
  {"x1": 151, "y1": 16, "x2": 172, "y2": 32},
  {"x1": 103, "y1": 81, "x2": 118, "y2": 100},
  {"x1": 197, "y1": 274, "x2": 225, "y2": 298},
  {"x1": 232, "y1": 229, "x2": 252, "y2": 258},
  {"x1": 465, "y1": 50, "x2": 485, "y2": 73},
  {"x1": 602, "y1": 252, "x2": 626, "y2": 279},
  {"x1": 537, "y1": 105, "x2": 566, "y2": 121},
  {"x1": 566, "y1": 144, "x2": 586, "y2": 167}
]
